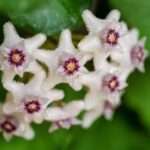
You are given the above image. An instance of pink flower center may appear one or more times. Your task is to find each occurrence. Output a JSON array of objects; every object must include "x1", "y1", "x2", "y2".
[
  {"x1": 131, "y1": 45, "x2": 144, "y2": 65},
  {"x1": 0, "y1": 117, "x2": 17, "y2": 133},
  {"x1": 25, "y1": 100, "x2": 41, "y2": 114},
  {"x1": 63, "y1": 58, "x2": 80, "y2": 75},
  {"x1": 105, "y1": 29, "x2": 119, "y2": 45},
  {"x1": 102, "y1": 75, "x2": 119, "y2": 92},
  {"x1": 8, "y1": 49, "x2": 25, "y2": 67}
]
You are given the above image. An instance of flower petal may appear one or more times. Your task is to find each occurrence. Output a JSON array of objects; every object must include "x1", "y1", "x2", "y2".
[
  {"x1": 2, "y1": 22, "x2": 21, "y2": 47},
  {"x1": 57, "y1": 29, "x2": 75, "y2": 53},
  {"x1": 82, "y1": 107, "x2": 103, "y2": 128},
  {"x1": 106, "y1": 9, "x2": 120, "y2": 21},
  {"x1": 45, "y1": 107, "x2": 70, "y2": 121},
  {"x1": 63, "y1": 101, "x2": 84, "y2": 117},
  {"x1": 78, "y1": 35, "x2": 101, "y2": 52},
  {"x1": 82, "y1": 10, "x2": 104, "y2": 33},
  {"x1": 25, "y1": 33, "x2": 46, "y2": 51}
]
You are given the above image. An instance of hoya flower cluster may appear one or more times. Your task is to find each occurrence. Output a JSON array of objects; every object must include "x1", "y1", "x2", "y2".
[{"x1": 0, "y1": 9, "x2": 148, "y2": 141}]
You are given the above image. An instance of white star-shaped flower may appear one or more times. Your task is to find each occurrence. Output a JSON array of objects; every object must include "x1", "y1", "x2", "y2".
[
  {"x1": 79, "y1": 63, "x2": 127, "y2": 128},
  {"x1": 2, "y1": 63, "x2": 64, "y2": 124},
  {"x1": 0, "y1": 104, "x2": 34, "y2": 141},
  {"x1": 0, "y1": 22, "x2": 46, "y2": 76},
  {"x1": 82, "y1": 95, "x2": 121, "y2": 128},
  {"x1": 110, "y1": 29, "x2": 148, "y2": 72},
  {"x1": 79, "y1": 64, "x2": 127, "y2": 110},
  {"x1": 45, "y1": 101, "x2": 84, "y2": 132},
  {"x1": 33, "y1": 29, "x2": 92, "y2": 91},
  {"x1": 78, "y1": 10, "x2": 130, "y2": 70}
]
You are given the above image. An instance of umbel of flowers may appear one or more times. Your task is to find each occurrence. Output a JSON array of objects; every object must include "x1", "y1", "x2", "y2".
[{"x1": 0, "y1": 9, "x2": 148, "y2": 141}]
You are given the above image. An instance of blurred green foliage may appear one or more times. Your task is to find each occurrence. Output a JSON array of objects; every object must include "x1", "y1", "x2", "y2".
[
  {"x1": 0, "y1": 114, "x2": 150, "y2": 150},
  {"x1": 125, "y1": 59, "x2": 150, "y2": 130},
  {"x1": 0, "y1": 0, "x2": 149, "y2": 149},
  {"x1": 0, "y1": 0, "x2": 91, "y2": 36}
]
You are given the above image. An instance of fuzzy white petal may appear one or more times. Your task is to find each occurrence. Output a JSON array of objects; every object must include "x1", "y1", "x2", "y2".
[
  {"x1": 25, "y1": 33, "x2": 46, "y2": 50},
  {"x1": 45, "y1": 107, "x2": 70, "y2": 121},
  {"x1": 57, "y1": 29, "x2": 75, "y2": 53},
  {"x1": 2, "y1": 22, "x2": 21, "y2": 47},
  {"x1": 82, "y1": 10, "x2": 104, "y2": 33},
  {"x1": 82, "y1": 108, "x2": 102, "y2": 128},
  {"x1": 63, "y1": 101, "x2": 84, "y2": 117},
  {"x1": 78, "y1": 35, "x2": 101, "y2": 52},
  {"x1": 106, "y1": 9, "x2": 120, "y2": 21}
]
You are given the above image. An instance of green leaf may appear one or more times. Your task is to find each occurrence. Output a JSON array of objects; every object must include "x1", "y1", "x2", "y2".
[
  {"x1": 0, "y1": 113, "x2": 150, "y2": 150},
  {"x1": 124, "y1": 59, "x2": 150, "y2": 129},
  {"x1": 0, "y1": 0, "x2": 92, "y2": 36},
  {"x1": 56, "y1": 83, "x2": 87, "y2": 102},
  {"x1": 70, "y1": 116, "x2": 150, "y2": 150},
  {"x1": 109, "y1": 0, "x2": 150, "y2": 49}
]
